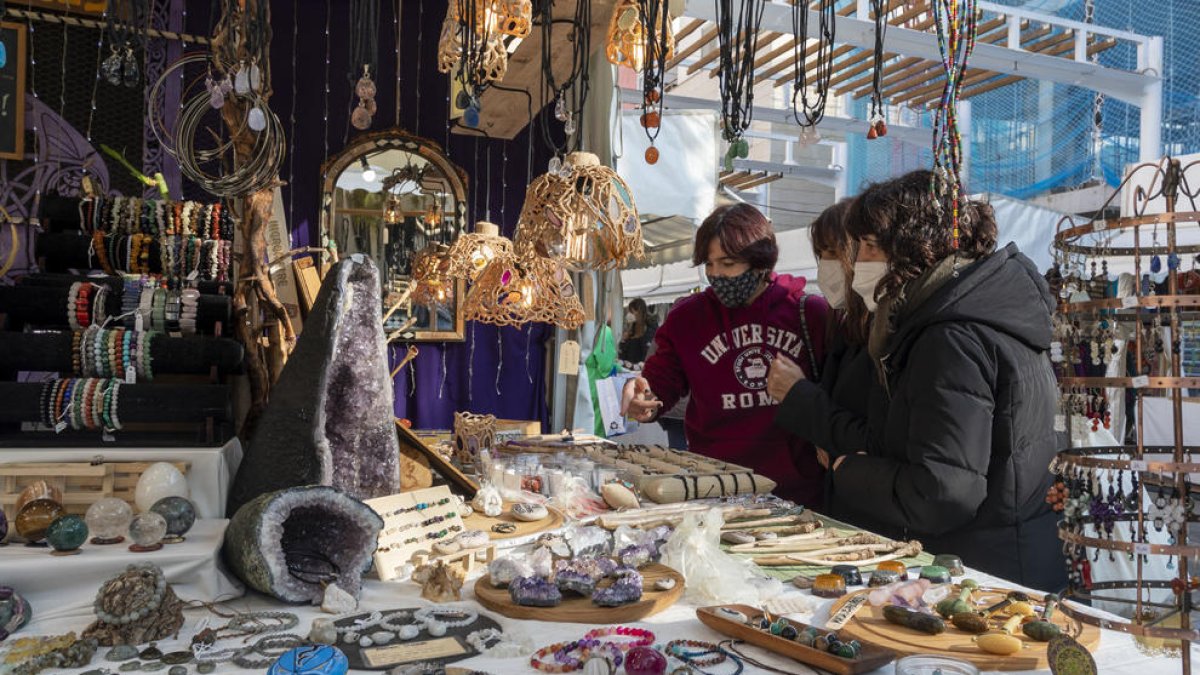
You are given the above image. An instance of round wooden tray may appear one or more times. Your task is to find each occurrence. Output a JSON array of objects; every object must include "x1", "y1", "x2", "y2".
[
  {"x1": 463, "y1": 502, "x2": 565, "y2": 540},
  {"x1": 828, "y1": 584, "x2": 1101, "y2": 671},
  {"x1": 473, "y1": 563, "x2": 685, "y2": 623}
]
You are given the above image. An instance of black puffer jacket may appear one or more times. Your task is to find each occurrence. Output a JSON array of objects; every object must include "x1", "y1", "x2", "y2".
[{"x1": 832, "y1": 243, "x2": 1066, "y2": 591}]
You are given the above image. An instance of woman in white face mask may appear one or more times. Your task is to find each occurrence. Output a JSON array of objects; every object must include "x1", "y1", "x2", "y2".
[
  {"x1": 618, "y1": 298, "x2": 657, "y2": 365},
  {"x1": 766, "y1": 199, "x2": 876, "y2": 519}
]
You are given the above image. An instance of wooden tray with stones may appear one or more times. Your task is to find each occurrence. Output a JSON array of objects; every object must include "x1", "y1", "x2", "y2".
[
  {"x1": 333, "y1": 608, "x2": 502, "y2": 671},
  {"x1": 473, "y1": 563, "x2": 685, "y2": 624},
  {"x1": 462, "y1": 501, "x2": 565, "y2": 540}
]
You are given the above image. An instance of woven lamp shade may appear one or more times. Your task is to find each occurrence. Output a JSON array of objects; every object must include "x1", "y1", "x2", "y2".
[
  {"x1": 605, "y1": 0, "x2": 675, "y2": 71},
  {"x1": 409, "y1": 243, "x2": 455, "y2": 308},
  {"x1": 462, "y1": 250, "x2": 584, "y2": 329},
  {"x1": 444, "y1": 221, "x2": 515, "y2": 282}
]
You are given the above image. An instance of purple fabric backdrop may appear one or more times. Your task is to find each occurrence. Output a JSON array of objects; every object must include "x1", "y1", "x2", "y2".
[{"x1": 263, "y1": 0, "x2": 560, "y2": 430}]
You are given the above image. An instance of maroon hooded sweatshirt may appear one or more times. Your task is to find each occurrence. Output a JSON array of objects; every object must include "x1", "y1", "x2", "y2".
[{"x1": 643, "y1": 273, "x2": 828, "y2": 505}]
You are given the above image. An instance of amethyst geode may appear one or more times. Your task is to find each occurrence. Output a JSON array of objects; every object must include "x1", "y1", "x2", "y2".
[
  {"x1": 228, "y1": 255, "x2": 401, "y2": 516},
  {"x1": 555, "y1": 570, "x2": 597, "y2": 596},
  {"x1": 509, "y1": 576, "x2": 562, "y2": 607},
  {"x1": 223, "y1": 486, "x2": 383, "y2": 603},
  {"x1": 592, "y1": 568, "x2": 643, "y2": 607},
  {"x1": 618, "y1": 544, "x2": 654, "y2": 568}
]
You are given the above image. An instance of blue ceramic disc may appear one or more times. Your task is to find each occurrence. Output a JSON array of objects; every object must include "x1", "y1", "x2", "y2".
[{"x1": 267, "y1": 645, "x2": 349, "y2": 675}]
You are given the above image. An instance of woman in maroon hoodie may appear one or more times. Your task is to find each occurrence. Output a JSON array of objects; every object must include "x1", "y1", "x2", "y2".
[{"x1": 620, "y1": 204, "x2": 829, "y2": 505}]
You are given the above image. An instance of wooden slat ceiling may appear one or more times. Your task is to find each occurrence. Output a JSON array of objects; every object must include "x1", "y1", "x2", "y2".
[
  {"x1": 668, "y1": 0, "x2": 1121, "y2": 109},
  {"x1": 720, "y1": 169, "x2": 782, "y2": 190}
]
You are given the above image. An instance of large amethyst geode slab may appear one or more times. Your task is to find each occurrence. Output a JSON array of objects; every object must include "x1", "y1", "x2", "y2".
[
  {"x1": 223, "y1": 486, "x2": 383, "y2": 603},
  {"x1": 509, "y1": 576, "x2": 562, "y2": 607},
  {"x1": 228, "y1": 255, "x2": 400, "y2": 516}
]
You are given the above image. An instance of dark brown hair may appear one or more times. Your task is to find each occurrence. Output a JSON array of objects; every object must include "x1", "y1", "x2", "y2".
[
  {"x1": 691, "y1": 203, "x2": 778, "y2": 270},
  {"x1": 626, "y1": 298, "x2": 650, "y2": 338},
  {"x1": 810, "y1": 199, "x2": 871, "y2": 345},
  {"x1": 846, "y1": 170, "x2": 997, "y2": 300}
]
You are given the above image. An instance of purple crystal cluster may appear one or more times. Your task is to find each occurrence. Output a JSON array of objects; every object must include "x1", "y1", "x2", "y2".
[
  {"x1": 555, "y1": 570, "x2": 597, "y2": 596},
  {"x1": 509, "y1": 576, "x2": 562, "y2": 607},
  {"x1": 618, "y1": 544, "x2": 654, "y2": 568},
  {"x1": 592, "y1": 567, "x2": 643, "y2": 607}
]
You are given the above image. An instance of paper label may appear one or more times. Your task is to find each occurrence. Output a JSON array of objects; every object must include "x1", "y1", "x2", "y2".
[
  {"x1": 135, "y1": 313, "x2": 144, "y2": 332},
  {"x1": 54, "y1": 422, "x2": 67, "y2": 433},
  {"x1": 1122, "y1": 295, "x2": 1139, "y2": 309},
  {"x1": 558, "y1": 340, "x2": 581, "y2": 376},
  {"x1": 187, "y1": 269, "x2": 199, "y2": 281},
  {"x1": 101, "y1": 431, "x2": 115, "y2": 442},
  {"x1": 1133, "y1": 542, "x2": 1152, "y2": 556},
  {"x1": 1093, "y1": 219, "x2": 1107, "y2": 232},
  {"x1": 1130, "y1": 460, "x2": 1148, "y2": 472},
  {"x1": 362, "y1": 638, "x2": 466, "y2": 668},
  {"x1": 1132, "y1": 375, "x2": 1151, "y2": 388},
  {"x1": 126, "y1": 370, "x2": 136, "y2": 384}
]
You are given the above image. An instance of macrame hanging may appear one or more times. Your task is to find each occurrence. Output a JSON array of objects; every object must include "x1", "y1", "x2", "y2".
[
  {"x1": 866, "y1": 0, "x2": 888, "y2": 139},
  {"x1": 930, "y1": 0, "x2": 979, "y2": 250},
  {"x1": 715, "y1": 0, "x2": 766, "y2": 170},
  {"x1": 463, "y1": 251, "x2": 585, "y2": 329},
  {"x1": 349, "y1": 0, "x2": 381, "y2": 130},
  {"x1": 791, "y1": 0, "x2": 835, "y2": 144},
  {"x1": 513, "y1": 152, "x2": 643, "y2": 272},
  {"x1": 445, "y1": 221, "x2": 515, "y2": 282}
]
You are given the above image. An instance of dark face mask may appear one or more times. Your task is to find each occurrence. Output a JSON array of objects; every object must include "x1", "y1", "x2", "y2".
[{"x1": 708, "y1": 268, "x2": 765, "y2": 308}]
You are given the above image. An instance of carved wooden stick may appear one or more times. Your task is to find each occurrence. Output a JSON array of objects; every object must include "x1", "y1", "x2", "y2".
[{"x1": 784, "y1": 540, "x2": 923, "y2": 567}]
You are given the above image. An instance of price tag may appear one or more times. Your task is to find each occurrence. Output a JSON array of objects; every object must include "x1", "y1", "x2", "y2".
[
  {"x1": 1130, "y1": 460, "x2": 1148, "y2": 472},
  {"x1": 1093, "y1": 219, "x2": 1108, "y2": 232},
  {"x1": 187, "y1": 269, "x2": 199, "y2": 281},
  {"x1": 126, "y1": 370, "x2": 136, "y2": 385},
  {"x1": 558, "y1": 340, "x2": 581, "y2": 376},
  {"x1": 102, "y1": 431, "x2": 115, "y2": 443},
  {"x1": 1122, "y1": 295, "x2": 1139, "y2": 309},
  {"x1": 54, "y1": 421, "x2": 67, "y2": 434},
  {"x1": 1132, "y1": 375, "x2": 1151, "y2": 388},
  {"x1": 135, "y1": 313, "x2": 144, "y2": 332},
  {"x1": 1133, "y1": 542, "x2": 1152, "y2": 556}
]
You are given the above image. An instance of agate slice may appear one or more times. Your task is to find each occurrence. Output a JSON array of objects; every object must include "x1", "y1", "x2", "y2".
[
  {"x1": 229, "y1": 256, "x2": 400, "y2": 516},
  {"x1": 223, "y1": 486, "x2": 383, "y2": 603}
]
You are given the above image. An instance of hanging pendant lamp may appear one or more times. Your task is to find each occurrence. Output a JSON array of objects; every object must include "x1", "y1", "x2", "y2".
[
  {"x1": 463, "y1": 251, "x2": 584, "y2": 329},
  {"x1": 445, "y1": 221, "x2": 514, "y2": 282},
  {"x1": 605, "y1": 0, "x2": 674, "y2": 72},
  {"x1": 409, "y1": 243, "x2": 455, "y2": 308},
  {"x1": 514, "y1": 152, "x2": 643, "y2": 272}
]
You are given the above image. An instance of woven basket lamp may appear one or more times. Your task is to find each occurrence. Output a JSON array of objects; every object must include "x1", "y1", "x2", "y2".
[
  {"x1": 463, "y1": 250, "x2": 585, "y2": 329},
  {"x1": 409, "y1": 243, "x2": 455, "y2": 308},
  {"x1": 437, "y1": 0, "x2": 523, "y2": 82},
  {"x1": 445, "y1": 221, "x2": 514, "y2": 282},
  {"x1": 514, "y1": 152, "x2": 644, "y2": 272},
  {"x1": 605, "y1": 0, "x2": 674, "y2": 71}
]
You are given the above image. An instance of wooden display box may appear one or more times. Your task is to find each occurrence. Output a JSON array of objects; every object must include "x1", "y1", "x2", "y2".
[
  {"x1": 495, "y1": 419, "x2": 541, "y2": 436},
  {"x1": 0, "y1": 460, "x2": 190, "y2": 521}
]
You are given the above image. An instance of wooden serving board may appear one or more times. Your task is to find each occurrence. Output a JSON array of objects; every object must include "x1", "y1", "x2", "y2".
[
  {"x1": 473, "y1": 563, "x2": 685, "y2": 623},
  {"x1": 828, "y1": 585, "x2": 1101, "y2": 671},
  {"x1": 697, "y1": 604, "x2": 896, "y2": 675},
  {"x1": 462, "y1": 502, "x2": 565, "y2": 540}
]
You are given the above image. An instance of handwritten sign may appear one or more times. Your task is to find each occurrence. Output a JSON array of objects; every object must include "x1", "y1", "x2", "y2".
[{"x1": 0, "y1": 22, "x2": 25, "y2": 161}]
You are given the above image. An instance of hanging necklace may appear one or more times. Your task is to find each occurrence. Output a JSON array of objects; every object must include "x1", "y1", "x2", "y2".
[
  {"x1": 349, "y1": 0, "x2": 381, "y2": 131},
  {"x1": 638, "y1": 0, "x2": 672, "y2": 165},
  {"x1": 715, "y1": 0, "x2": 765, "y2": 170},
  {"x1": 930, "y1": 0, "x2": 978, "y2": 251},
  {"x1": 791, "y1": 0, "x2": 834, "y2": 131},
  {"x1": 866, "y1": 0, "x2": 888, "y2": 138},
  {"x1": 537, "y1": 0, "x2": 592, "y2": 162}
]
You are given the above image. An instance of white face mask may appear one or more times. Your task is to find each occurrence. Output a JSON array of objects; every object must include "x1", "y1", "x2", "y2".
[
  {"x1": 816, "y1": 260, "x2": 847, "y2": 310},
  {"x1": 851, "y1": 261, "x2": 888, "y2": 312}
]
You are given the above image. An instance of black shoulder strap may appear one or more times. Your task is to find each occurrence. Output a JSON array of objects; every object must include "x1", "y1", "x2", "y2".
[{"x1": 797, "y1": 293, "x2": 820, "y2": 381}]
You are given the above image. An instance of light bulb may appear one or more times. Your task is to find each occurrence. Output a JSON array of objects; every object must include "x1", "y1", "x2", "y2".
[{"x1": 363, "y1": 168, "x2": 377, "y2": 182}]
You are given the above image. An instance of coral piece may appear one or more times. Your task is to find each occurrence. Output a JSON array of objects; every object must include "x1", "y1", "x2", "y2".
[
  {"x1": 413, "y1": 561, "x2": 465, "y2": 603},
  {"x1": 84, "y1": 565, "x2": 185, "y2": 647},
  {"x1": 555, "y1": 570, "x2": 597, "y2": 596},
  {"x1": 509, "y1": 576, "x2": 562, "y2": 607},
  {"x1": 488, "y1": 557, "x2": 533, "y2": 588},
  {"x1": 472, "y1": 483, "x2": 503, "y2": 518},
  {"x1": 0, "y1": 587, "x2": 32, "y2": 642},
  {"x1": 223, "y1": 486, "x2": 383, "y2": 603},
  {"x1": 229, "y1": 255, "x2": 401, "y2": 516}
]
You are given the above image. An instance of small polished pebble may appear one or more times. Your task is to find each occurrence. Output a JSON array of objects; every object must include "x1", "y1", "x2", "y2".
[
  {"x1": 139, "y1": 645, "x2": 163, "y2": 660},
  {"x1": 119, "y1": 663, "x2": 142, "y2": 672},
  {"x1": 82, "y1": 670, "x2": 110, "y2": 675},
  {"x1": 168, "y1": 667, "x2": 187, "y2": 675},
  {"x1": 197, "y1": 663, "x2": 216, "y2": 674},
  {"x1": 370, "y1": 631, "x2": 395, "y2": 644},
  {"x1": 142, "y1": 662, "x2": 168, "y2": 672},
  {"x1": 654, "y1": 577, "x2": 677, "y2": 591},
  {"x1": 106, "y1": 645, "x2": 140, "y2": 662},
  {"x1": 161, "y1": 651, "x2": 192, "y2": 665}
]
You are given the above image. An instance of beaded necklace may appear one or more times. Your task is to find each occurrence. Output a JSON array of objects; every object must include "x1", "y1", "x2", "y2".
[{"x1": 930, "y1": 0, "x2": 979, "y2": 251}]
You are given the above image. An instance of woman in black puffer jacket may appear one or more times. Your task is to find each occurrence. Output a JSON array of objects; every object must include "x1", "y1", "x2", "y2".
[{"x1": 829, "y1": 170, "x2": 1065, "y2": 592}]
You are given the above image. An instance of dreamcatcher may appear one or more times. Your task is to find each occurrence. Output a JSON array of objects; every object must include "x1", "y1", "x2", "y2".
[
  {"x1": 930, "y1": 0, "x2": 979, "y2": 249},
  {"x1": 715, "y1": 0, "x2": 766, "y2": 170},
  {"x1": 791, "y1": 0, "x2": 835, "y2": 145}
]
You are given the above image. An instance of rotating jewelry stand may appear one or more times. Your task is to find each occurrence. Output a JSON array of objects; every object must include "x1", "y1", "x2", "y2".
[{"x1": 1051, "y1": 157, "x2": 1200, "y2": 672}]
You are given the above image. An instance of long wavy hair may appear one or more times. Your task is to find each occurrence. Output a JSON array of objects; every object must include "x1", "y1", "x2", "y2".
[
  {"x1": 846, "y1": 170, "x2": 997, "y2": 302},
  {"x1": 810, "y1": 199, "x2": 871, "y2": 345}
]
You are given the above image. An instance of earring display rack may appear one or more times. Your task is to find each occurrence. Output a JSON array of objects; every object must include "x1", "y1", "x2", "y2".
[
  {"x1": 1050, "y1": 157, "x2": 1200, "y2": 673},
  {"x1": 366, "y1": 485, "x2": 470, "y2": 582}
]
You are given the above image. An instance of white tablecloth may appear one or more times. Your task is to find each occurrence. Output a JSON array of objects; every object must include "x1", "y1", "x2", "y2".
[
  {"x1": 0, "y1": 439, "x2": 243, "y2": 519},
  {"x1": 10, "y1": 553, "x2": 1190, "y2": 674},
  {"x1": 3, "y1": 519, "x2": 243, "y2": 626}
]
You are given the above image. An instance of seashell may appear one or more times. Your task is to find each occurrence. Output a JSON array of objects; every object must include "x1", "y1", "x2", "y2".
[{"x1": 654, "y1": 577, "x2": 677, "y2": 591}]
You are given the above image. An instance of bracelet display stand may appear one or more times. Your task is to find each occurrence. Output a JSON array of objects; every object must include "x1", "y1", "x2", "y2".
[
  {"x1": 0, "y1": 332, "x2": 243, "y2": 376},
  {"x1": 1051, "y1": 157, "x2": 1200, "y2": 673},
  {"x1": 0, "y1": 284, "x2": 231, "y2": 336},
  {"x1": 366, "y1": 486, "x2": 470, "y2": 581}
]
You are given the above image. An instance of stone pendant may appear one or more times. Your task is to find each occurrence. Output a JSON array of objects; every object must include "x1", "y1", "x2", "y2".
[
  {"x1": 101, "y1": 47, "x2": 123, "y2": 87},
  {"x1": 122, "y1": 48, "x2": 139, "y2": 88}
]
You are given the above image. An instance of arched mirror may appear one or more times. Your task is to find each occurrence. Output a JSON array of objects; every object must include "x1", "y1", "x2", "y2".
[{"x1": 320, "y1": 129, "x2": 469, "y2": 342}]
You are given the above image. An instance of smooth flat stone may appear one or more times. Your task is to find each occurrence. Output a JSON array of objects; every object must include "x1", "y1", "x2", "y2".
[
  {"x1": 511, "y1": 503, "x2": 548, "y2": 522},
  {"x1": 82, "y1": 670, "x2": 110, "y2": 675},
  {"x1": 654, "y1": 577, "x2": 677, "y2": 591},
  {"x1": 139, "y1": 645, "x2": 163, "y2": 660},
  {"x1": 142, "y1": 663, "x2": 168, "y2": 672},
  {"x1": 169, "y1": 667, "x2": 187, "y2": 675},
  {"x1": 197, "y1": 663, "x2": 216, "y2": 674},
  {"x1": 161, "y1": 652, "x2": 192, "y2": 665},
  {"x1": 119, "y1": 663, "x2": 142, "y2": 673},
  {"x1": 106, "y1": 645, "x2": 140, "y2": 662}
]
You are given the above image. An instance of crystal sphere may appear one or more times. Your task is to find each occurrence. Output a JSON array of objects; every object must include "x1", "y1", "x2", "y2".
[
  {"x1": 624, "y1": 646, "x2": 667, "y2": 675},
  {"x1": 149, "y1": 496, "x2": 196, "y2": 540},
  {"x1": 15, "y1": 481, "x2": 62, "y2": 514},
  {"x1": 128, "y1": 512, "x2": 167, "y2": 549},
  {"x1": 134, "y1": 463, "x2": 188, "y2": 513},
  {"x1": 15, "y1": 499, "x2": 64, "y2": 543},
  {"x1": 85, "y1": 498, "x2": 134, "y2": 544},
  {"x1": 46, "y1": 514, "x2": 89, "y2": 553}
]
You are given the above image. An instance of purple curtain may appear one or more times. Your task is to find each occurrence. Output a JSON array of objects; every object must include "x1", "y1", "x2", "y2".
[{"x1": 263, "y1": 0, "x2": 561, "y2": 430}]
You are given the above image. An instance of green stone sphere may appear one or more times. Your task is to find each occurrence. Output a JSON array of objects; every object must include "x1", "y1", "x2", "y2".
[
  {"x1": 150, "y1": 496, "x2": 196, "y2": 538},
  {"x1": 46, "y1": 514, "x2": 89, "y2": 552}
]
